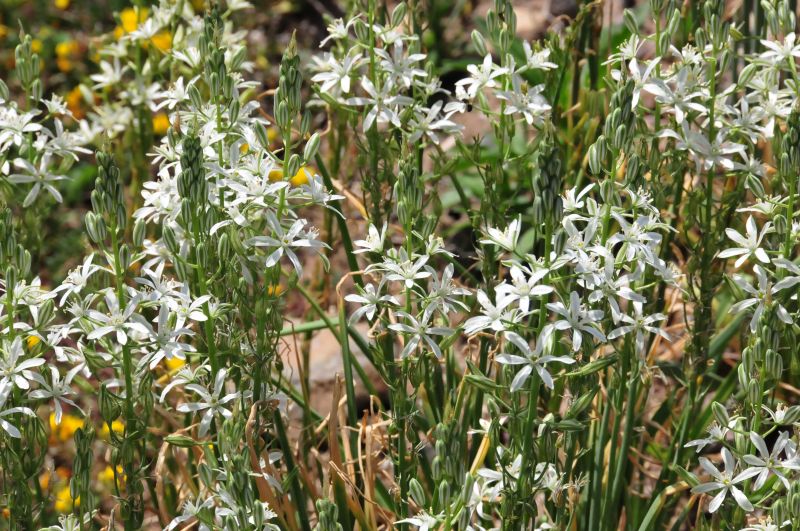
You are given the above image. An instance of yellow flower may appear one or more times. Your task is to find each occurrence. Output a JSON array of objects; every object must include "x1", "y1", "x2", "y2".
[
  {"x1": 267, "y1": 127, "x2": 279, "y2": 144},
  {"x1": 240, "y1": 143, "x2": 250, "y2": 154},
  {"x1": 66, "y1": 86, "x2": 86, "y2": 119},
  {"x1": 26, "y1": 335, "x2": 40, "y2": 349},
  {"x1": 152, "y1": 113, "x2": 170, "y2": 135},
  {"x1": 118, "y1": 7, "x2": 148, "y2": 36},
  {"x1": 55, "y1": 0, "x2": 70, "y2": 9},
  {"x1": 268, "y1": 165, "x2": 314, "y2": 187},
  {"x1": 98, "y1": 465, "x2": 124, "y2": 485},
  {"x1": 49, "y1": 413, "x2": 84, "y2": 442},
  {"x1": 165, "y1": 357, "x2": 185, "y2": 371},
  {"x1": 55, "y1": 40, "x2": 79, "y2": 73},
  {"x1": 54, "y1": 485, "x2": 78, "y2": 513},
  {"x1": 99, "y1": 419, "x2": 125, "y2": 440},
  {"x1": 190, "y1": 0, "x2": 205, "y2": 12},
  {"x1": 150, "y1": 30, "x2": 172, "y2": 52},
  {"x1": 31, "y1": 39, "x2": 43, "y2": 54},
  {"x1": 55, "y1": 40, "x2": 78, "y2": 58},
  {"x1": 266, "y1": 284, "x2": 284, "y2": 296}
]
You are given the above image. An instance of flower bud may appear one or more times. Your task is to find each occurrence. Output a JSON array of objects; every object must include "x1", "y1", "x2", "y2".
[
  {"x1": 303, "y1": 132, "x2": 321, "y2": 163},
  {"x1": 409, "y1": 478, "x2": 426, "y2": 507},
  {"x1": 471, "y1": 30, "x2": 488, "y2": 57},
  {"x1": 133, "y1": 218, "x2": 146, "y2": 248}
]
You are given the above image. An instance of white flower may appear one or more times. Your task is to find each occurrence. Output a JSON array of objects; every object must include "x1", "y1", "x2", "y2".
[
  {"x1": 455, "y1": 54, "x2": 507, "y2": 100},
  {"x1": 345, "y1": 283, "x2": 398, "y2": 324},
  {"x1": 87, "y1": 292, "x2": 148, "y2": 346},
  {"x1": 495, "y1": 329, "x2": 574, "y2": 390},
  {"x1": 743, "y1": 431, "x2": 799, "y2": 490},
  {"x1": 8, "y1": 155, "x2": 67, "y2": 207},
  {"x1": 691, "y1": 448, "x2": 755, "y2": 513},
  {"x1": 347, "y1": 79, "x2": 412, "y2": 131},
  {"x1": 0, "y1": 337, "x2": 45, "y2": 390},
  {"x1": 353, "y1": 223, "x2": 387, "y2": 254},
  {"x1": 176, "y1": 368, "x2": 240, "y2": 437},
  {"x1": 388, "y1": 312, "x2": 453, "y2": 359},
  {"x1": 759, "y1": 33, "x2": 800, "y2": 65},
  {"x1": 246, "y1": 217, "x2": 329, "y2": 277},
  {"x1": 607, "y1": 302, "x2": 671, "y2": 354},
  {"x1": 311, "y1": 51, "x2": 364, "y2": 95},
  {"x1": 395, "y1": 512, "x2": 442, "y2": 531},
  {"x1": 521, "y1": 43, "x2": 557, "y2": 71},
  {"x1": 546, "y1": 291, "x2": 606, "y2": 351},
  {"x1": 495, "y1": 264, "x2": 553, "y2": 313},
  {"x1": 90, "y1": 58, "x2": 127, "y2": 90},
  {"x1": 730, "y1": 265, "x2": 791, "y2": 332},
  {"x1": 480, "y1": 218, "x2": 521, "y2": 252},
  {"x1": 463, "y1": 291, "x2": 519, "y2": 335},
  {"x1": 54, "y1": 254, "x2": 101, "y2": 306},
  {"x1": 29, "y1": 366, "x2": 81, "y2": 425},
  {"x1": 496, "y1": 77, "x2": 551, "y2": 126},
  {"x1": 718, "y1": 216, "x2": 772, "y2": 267},
  {"x1": 0, "y1": 380, "x2": 36, "y2": 438}
]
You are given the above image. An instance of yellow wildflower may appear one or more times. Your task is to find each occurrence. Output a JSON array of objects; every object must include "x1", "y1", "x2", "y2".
[
  {"x1": 152, "y1": 113, "x2": 170, "y2": 135},
  {"x1": 49, "y1": 413, "x2": 84, "y2": 443},
  {"x1": 267, "y1": 127, "x2": 279, "y2": 144},
  {"x1": 31, "y1": 39, "x2": 43, "y2": 54},
  {"x1": 115, "y1": 7, "x2": 148, "y2": 39},
  {"x1": 55, "y1": 40, "x2": 79, "y2": 73},
  {"x1": 99, "y1": 419, "x2": 125, "y2": 440},
  {"x1": 54, "y1": 485, "x2": 78, "y2": 513},
  {"x1": 165, "y1": 357, "x2": 186, "y2": 371},
  {"x1": 66, "y1": 86, "x2": 86, "y2": 119},
  {"x1": 266, "y1": 284, "x2": 284, "y2": 296},
  {"x1": 26, "y1": 335, "x2": 41, "y2": 349},
  {"x1": 150, "y1": 31, "x2": 172, "y2": 52},
  {"x1": 268, "y1": 165, "x2": 314, "y2": 187},
  {"x1": 55, "y1": 0, "x2": 70, "y2": 9},
  {"x1": 98, "y1": 465, "x2": 124, "y2": 485}
]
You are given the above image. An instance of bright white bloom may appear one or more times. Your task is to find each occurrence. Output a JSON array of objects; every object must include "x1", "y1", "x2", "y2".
[
  {"x1": 546, "y1": 291, "x2": 606, "y2": 351},
  {"x1": 718, "y1": 216, "x2": 772, "y2": 267},
  {"x1": 388, "y1": 312, "x2": 453, "y2": 359},
  {"x1": 177, "y1": 368, "x2": 240, "y2": 437},
  {"x1": 496, "y1": 329, "x2": 574, "y2": 390},
  {"x1": 691, "y1": 448, "x2": 755, "y2": 513},
  {"x1": 0, "y1": 380, "x2": 35, "y2": 438}
]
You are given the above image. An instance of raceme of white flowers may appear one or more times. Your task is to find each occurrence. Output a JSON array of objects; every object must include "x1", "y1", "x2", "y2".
[{"x1": 3, "y1": 0, "x2": 800, "y2": 528}]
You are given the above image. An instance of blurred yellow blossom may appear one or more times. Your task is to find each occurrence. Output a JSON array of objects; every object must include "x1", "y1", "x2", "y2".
[
  {"x1": 268, "y1": 165, "x2": 313, "y2": 187},
  {"x1": 55, "y1": 40, "x2": 80, "y2": 72},
  {"x1": 115, "y1": 7, "x2": 149, "y2": 39},
  {"x1": 31, "y1": 39, "x2": 43, "y2": 54},
  {"x1": 55, "y1": 0, "x2": 70, "y2": 9},
  {"x1": 98, "y1": 465, "x2": 124, "y2": 486},
  {"x1": 150, "y1": 30, "x2": 172, "y2": 52},
  {"x1": 54, "y1": 485, "x2": 78, "y2": 513},
  {"x1": 99, "y1": 419, "x2": 125, "y2": 440},
  {"x1": 165, "y1": 357, "x2": 186, "y2": 371},
  {"x1": 66, "y1": 86, "x2": 86, "y2": 119},
  {"x1": 152, "y1": 113, "x2": 170, "y2": 135},
  {"x1": 26, "y1": 335, "x2": 40, "y2": 349},
  {"x1": 49, "y1": 413, "x2": 84, "y2": 442}
]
